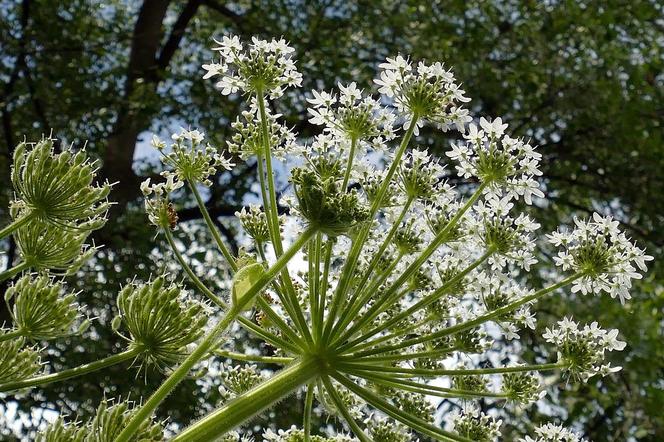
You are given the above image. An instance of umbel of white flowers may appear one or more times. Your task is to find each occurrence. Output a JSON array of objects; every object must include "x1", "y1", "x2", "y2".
[{"x1": 0, "y1": 34, "x2": 651, "y2": 442}]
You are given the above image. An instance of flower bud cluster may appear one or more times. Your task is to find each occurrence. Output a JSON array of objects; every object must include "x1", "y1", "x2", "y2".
[
  {"x1": 548, "y1": 213, "x2": 653, "y2": 303},
  {"x1": 12, "y1": 206, "x2": 98, "y2": 274},
  {"x1": 291, "y1": 167, "x2": 369, "y2": 236},
  {"x1": 236, "y1": 205, "x2": 272, "y2": 243},
  {"x1": 543, "y1": 318, "x2": 626, "y2": 381},
  {"x1": 113, "y1": 276, "x2": 208, "y2": 368},
  {"x1": 37, "y1": 400, "x2": 164, "y2": 441},
  {"x1": 0, "y1": 338, "x2": 40, "y2": 384},
  {"x1": 6, "y1": 274, "x2": 87, "y2": 340},
  {"x1": 219, "y1": 364, "x2": 265, "y2": 400},
  {"x1": 204, "y1": 35, "x2": 301, "y2": 98},
  {"x1": 140, "y1": 173, "x2": 183, "y2": 230},
  {"x1": 447, "y1": 117, "x2": 543, "y2": 203},
  {"x1": 11, "y1": 137, "x2": 110, "y2": 230},
  {"x1": 374, "y1": 56, "x2": 471, "y2": 133},
  {"x1": 398, "y1": 149, "x2": 446, "y2": 201}
]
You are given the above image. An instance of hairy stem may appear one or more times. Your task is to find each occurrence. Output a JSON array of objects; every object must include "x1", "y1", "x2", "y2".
[
  {"x1": 303, "y1": 382, "x2": 315, "y2": 442},
  {"x1": 173, "y1": 357, "x2": 321, "y2": 442},
  {"x1": 214, "y1": 349, "x2": 293, "y2": 365},
  {"x1": 337, "y1": 361, "x2": 568, "y2": 377},
  {"x1": 0, "y1": 329, "x2": 23, "y2": 343}
]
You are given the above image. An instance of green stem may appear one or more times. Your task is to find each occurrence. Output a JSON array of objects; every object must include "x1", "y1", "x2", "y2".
[
  {"x1": 338, "y1": 361, "x2": 568, "y2": 377},
  {"x1": 355, "y1": 273, "x2": 584, "y2": 357},
  {"x1": 0, "y1": 211, "x2": 35, "y2": 241},
  {"x1": 189, "y1": 182, "x2": 238, "y2": 272},
  {"x1": 173, "y1": 357, "x2": 321, "y2": 442},
  {"x1": 335, "y1": 183, "x2": 488, "y2": 345},
  {"x1": 322, "y1": 376, "x2": 372, "y2": 442},
  {"x1": 341, "y1": 136, "x2": 358, "y2": 190},
  {"x1": 336, "y1": 249, "x2": 494, "y2": 351},
  {"x1": 0, "y1": 261, "x2": 30, "y2": 283},
  {"x1": 0, "y1": 348, "x2": 139, "y2": 393},
  {"x1": 165, "y1": 228, "x2": 302, "y2": 352},
  {"x1": 0, "y1": 329, "x2": 23, "y2": 343},
  {"x1": 164, "y1": 229, "x2": 226, "y2": 308},
  {"x1": 332, "y1": 373, "x2": 470, "y2": 442},
  {"x1": 303, "y1": 382, "x2": 315, "y2": 442},
  {"x1": 117, "y1": 228, "x2": 315, "y2": 442},
  {"x1": 345, "y1": 368, "x2": 510, "y2": 400},
  {"x1": 342, "y1": 346, "x2": 459, "y2": 363},
  {"x1": 214, "y1": 349, "x2": 293, "y2": 365},
  {"x1": 330, "y1": 196, "x2": 414, "y2": 339},
  {"x1": 321, "y1": 115, "x2": 419, "y2": 340}
]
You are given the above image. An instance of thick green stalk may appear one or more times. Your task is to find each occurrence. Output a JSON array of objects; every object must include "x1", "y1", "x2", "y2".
[
  {"x1": 173, "y1": 357, "x2": 321, "y2": 442},
  {"x1": 333, "y1": 373, "x2": 471, "y2": 442},
  {"x1": 321, "y1": 115, "x2": 419, "y2": 340},
  {"x1": 0, "y1": 211, "x2": 35, "y2": 241},
  {"x1": 0, "y1": 348, "x2": 139, "y2": 393},
  {"x1": 116, "y1": 228, "x2": 316, "y2": 442},
  {"x1": 0, "y1": 261, "x2": 30, "y2": 283},
  {"x1": 189, "y1": 182, "x2": 238, "y2": 272}
]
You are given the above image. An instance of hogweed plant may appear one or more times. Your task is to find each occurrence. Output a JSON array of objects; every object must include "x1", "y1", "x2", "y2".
[{"x1": 0, "y1": 35, "x2": 653, "y2": 442}]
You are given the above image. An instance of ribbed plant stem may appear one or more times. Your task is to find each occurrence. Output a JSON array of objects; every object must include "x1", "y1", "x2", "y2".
[
  {"x1": 0, "y1": 211, "x2": 34, "y2": 241},
  {"x1": 0, "y1": 348, "x2": 140, "y2": 393},
  {"x1": 172, "y1": 357, "x2": 321, "y2": 442},
  {"x1": 0, "y1": 261, "x2": 30, "y2": 283},
  {"x1": 0, "y1": 329, "x2": 23, "y2": 343}
]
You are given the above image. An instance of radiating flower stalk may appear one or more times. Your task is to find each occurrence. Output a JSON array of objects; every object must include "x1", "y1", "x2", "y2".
[{"x1": 0, "y1": 36, "x2": 653, "y2": 442}]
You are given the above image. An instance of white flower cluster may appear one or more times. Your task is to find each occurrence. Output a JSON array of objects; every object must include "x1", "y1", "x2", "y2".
[
  {"x1": 548, "y1": 213, "x2": 653, "y2": 303},
  {"x1": 307, "y1": 82, "x2": 396, "y2": 148},
  {"x1": 374, "y1": 55, "x2": 471, "y2": 133},
  {"x1": 447, "y1": 117, "x2": 543, "y2": 203},
  {"x1": 204, "y1": 35, "x2": 302, "y2": 98},
  {"x1": 470, "y1": 195, "x2": 540, "y2": 270},
  {"x1": 263, "y1": 425, "x2": 355, "y2": 442},
  {"x1": 543, "y1": 318, "x2": 626, "y2": 381},
  {"x1": 140, "y1": 173, "x2": 182, "y2": 229},
  {"x1": 228, "y1": 103, "x2": 301, "y2": 160},
  {"x1": 152, "y1": 127, "x2": 235, "y2": 186},
  {"x1": 450, "y1": 406, "x2": 502, "y2": 442},
  {"x1": 519, "y1": 423, "x2": 587, "y2": 442}
]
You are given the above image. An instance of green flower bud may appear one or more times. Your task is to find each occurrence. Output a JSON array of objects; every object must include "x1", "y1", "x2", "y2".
[
  {"x1": 11, "y1": 138, "x2": 110, "y2": 230},
  {"x1": 38, "y1": 400, "x2": 164, "y2": 442},
  {"x1": 0, "y1": 337, "x2": 41, "y2": 384},
  {"x1": 291, "y1": 167, "x2": 369, "y2": 236},
  {"x1": 35, "y1": 418, "x2": 85, "y2": 442},
  {"x1": 502, "y1": 371, "x2": 543, "y2": 405},
  {"x1": 114, "y1": 276, "x2": 208, "y2": 368},
  {"x1": 13, "y1": 214, "x2": 97, "y2": 274},
  {"x1": 5, "y1": 274, "x2": 82, "y2": 341},
  {"x1": 219, "y1": 364, "x2": 265, "y2": 400}
]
